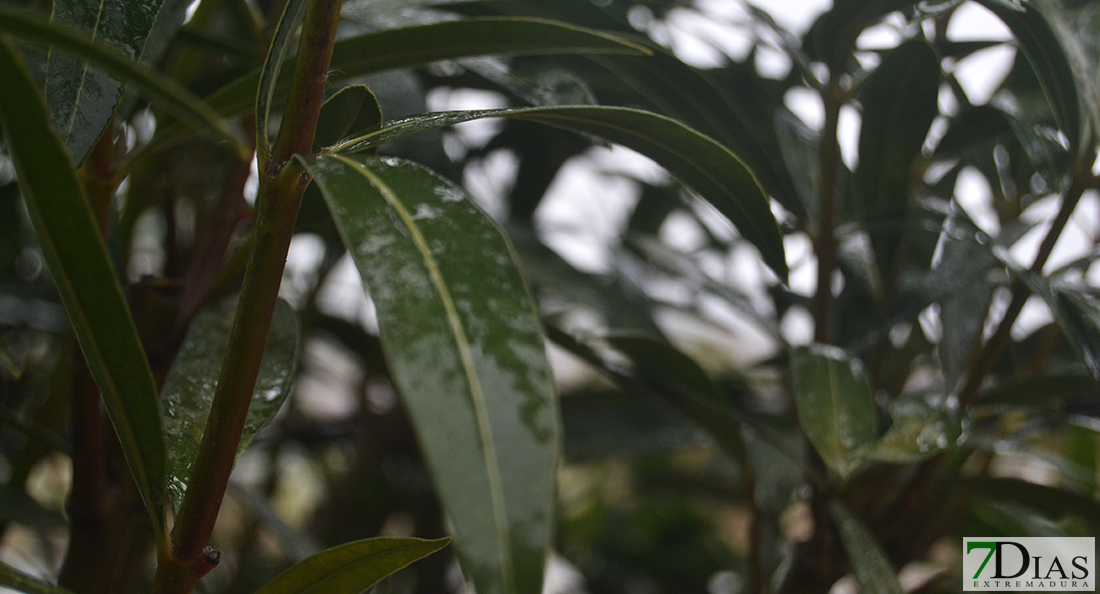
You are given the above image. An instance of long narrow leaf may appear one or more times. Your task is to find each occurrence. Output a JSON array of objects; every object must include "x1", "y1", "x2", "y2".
[
  {"x1": 0, "y1": 562, "x2": 76, "y2": 594},
  {"x1": 300, "y1": 154, "x2": 559, "y2": 594},
  {"x1": 46, "y1": 0, "x2": 166, "y2": 163},
  {"x1": 330, "y1": 106, "x2": 787, "y2": 279},
  {"x1": 253, "y1": 537, "x2": 450, "y2": 594},
  {"x1": 830, "y1": 501, "x2": 906, "y2": 594},
  {"x1": 0, "y1": 33, "x2": 167, "y2": 540},
  {"x1": 256, "y1": 0, "x2": 308, "y2": 165},
  {"x1": 0, "y1": 8, "x2": 249, "y2": 159},
  {"x1": 162, "y1": 298, "x2": 300, "y2": 510}
]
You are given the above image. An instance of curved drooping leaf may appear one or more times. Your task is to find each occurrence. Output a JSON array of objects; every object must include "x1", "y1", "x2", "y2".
[
  {"x1": 0, "y1": 8, "x2": 249, "y2": 159},
  {"x1": 805, "y1": 0, "x2": 922, "y2": 70},
  {"x1": 185, "y1": 18, "x2": 648, "y2": 130},
  {"x1": 256, "y1": 0, "x2": 309, "y2": 165},
  {"x1": 852, "y1": 39, "x2": 941, "y2": 279},
  {"x1": 790, "y1": 345, "x2": 876, "y2": 479},
  {"x1": 830, "y1": 501, "x2": 906, "y2": 594},
  {"x1": 314, "y1": 85, "x2": 384, "y2": 151},
  {"x1": 330, "y1": 106, "x2": 787, "y2": 279},
  {"x1": 0, "y1": 32, "x2": 167, "y2": 540},
  {"x1": 45, "y1": 0, "x2": 166, "y2": 164},
  {"x1": 253, "y1": 537, "x2": 450, "y2": 594},
  {"x1": 300, "y1": 154, "x2": 559, "y2": 594},
  {"x1": 161, "y1": 298, "x2": 299, "y2": 510},
  {"x1": 0, "y1": 562, "x2": 76, "y2": 594},
  {"x1": 978, "y1": 0, "x2": 1086, "y2": 156}
]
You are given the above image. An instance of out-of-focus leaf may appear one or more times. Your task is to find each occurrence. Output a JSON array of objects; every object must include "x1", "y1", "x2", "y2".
[
  {"x1": 805, "y1": 0, "x2": 923, "y2": 70},
  {"x1": 256, "y1": 0, "x2": 309, "y2": 165},
  {"x1": 976, "y1": 373, "x2": 1098, "y2": 407},
  {"x1": 790, "y1": 345, "x2": 876, "y2": 479},
  {"x1": 830, "y1": 501, "x2": 906, "y2": 594},
  {"x1": 561, "y1": 390, "x2": 710, "y2": 462},
  {"x1": 0, "y1": 562, "x2": 75, "y2": 594},
  {"x1": 44, "y1": 0, "x2": 166, "y2": 163},
  {"x1": 301, "y1": 154, "x2": 559, "y2": 594},
  {"x1": 971, "y1": 477, "x2": 1100, "y2": 531},
  {"x1": 978, "y1": 0, "x2": 1086, "y2": 156},
  {"x1": 253, "y1": 537, "x2": 450, "y2": 594},
  {"x1": 228, "y1": 483, "x2": 322, "y2": 563},
  {"x1": 0, "y1": 341, "x2": 18, "y2": 379},
  {"x1": 0, "y1": 34, "x2": 167, "y2": 537},
  {"x1": 0, "y1": 485, "x2": 67, "y2": 530},
  {"x1": 852, "y1": 39, "x2": 941, "y2": 280},
  {"x1": 869, "y1": 392, "x2": 964, "y2": 462},
  {"x1": 332, "y1": 106, "x2": 787, "y2": 279},
  {"x1": 937, "y1": 218, "x2": 998, "y2": 392},
  {"x1": 161, "y1": 298, "x2": 300, "y2": 510},
  {"x1": 314, "y1": 85, "x2": 384, "y2": 151},
  {"x1": 187, "y1": 18, "x2": 648, "y2": 129},
  {"x1": 0, "y1": 9, "x2": 249, "y2": 159}
]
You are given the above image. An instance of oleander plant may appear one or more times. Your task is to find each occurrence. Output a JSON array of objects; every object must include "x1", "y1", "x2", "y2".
[{"x1": 0, "y1": 0, "x2": 1098, "y2": 592}]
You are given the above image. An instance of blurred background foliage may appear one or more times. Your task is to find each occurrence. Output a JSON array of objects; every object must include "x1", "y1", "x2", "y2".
[{"x1": 2, "y1": 0, "x2": 1100, "y2": 592}]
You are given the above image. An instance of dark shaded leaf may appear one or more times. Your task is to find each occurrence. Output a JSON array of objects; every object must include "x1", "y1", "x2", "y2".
[
  {"x1": 805, "y1": 0, "x2": 923, "y2": 70},
  {"x1": 301, "y1": 154, "x2": 558, "y2": 594},
  {"x1": 332, "y1": 106, "x2": 787, "y2": 279},
  {"x1": 790, "y1": 345, "x2": 876, "y2": 479},
  {"x1": 0, "y1": 562, "x2": 75, "y2": 594},
  {"x1": 852, "y1": 39, "x2": 941, "y2": 279},
  {"x1": 0, "y1": 34, "x2": 167, "y2": 538},
  {"x1": 253, "y1": 537, "x2": 450, "y2": 594},
  {"x1": 161, "y1": 298, "x2": 300, "y2": 510},
  {"x1": 830, "y1": 501, "x2": 905, "y2": 594},
  {"x1": 0, "y1": 9, "x2": 249, "y2": 159},
  {"x1": 869, "y1": 392, "x2": 964, "y2": 462},
  {"x1": 314, "y1": 85, "x2": 384, "y2": 151}
]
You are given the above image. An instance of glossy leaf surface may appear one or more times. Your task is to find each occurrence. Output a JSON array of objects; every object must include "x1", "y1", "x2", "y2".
[
  {"x1": 331, "y1": 106, "x2": 787, "y2": 279},
  {"x1": 256, "y1": 0, "x2": 309, "y2": 165},
  {"x1": 301, "y1": 154, "x2": 559, "y2": 594},
  {"x1": 869, "y1": 393, "x2": 964, "y2": 462},
  {"x1": 45, "y1": 0, "x2": 163, "y2": 163},
  {"x1": 790, "y1": 345, "x2": 876, "y2": 479},
  {"x1": 830, "y1": 502, "x2": 905, "y2": 594},
  {"x1": 0, "y1": 9, "x2": 248, "y2": 159},
  {"x1": 161, "y1": 298, "x2": 299, "y2": 509},
  {"x1": 0, "y1": 34, "x2": 167, "y2": 536},
  {"x1": 314, "y1": 85, "x2": 384, "y2": 150},
  {"x1": 0, "y1": 562, "x2": 75, "y2": 594},
  {"x1": 254, "y1": 537, "x2": 449, "y2": 594}
]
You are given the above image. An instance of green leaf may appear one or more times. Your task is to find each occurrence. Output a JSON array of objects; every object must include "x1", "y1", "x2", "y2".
[
  {"x1": 0, "y1": 33, "x2": 167, "y2": 539},
  {"x1": 852, "y1": 39, "x2": 941, "y2": 280},
  {"x1": 790, "y1": 345, "x2": 876, "y2": 479},
  {"x1": 0, "y1": 562, "x2": 76, "y2": 594},
  {"x1": 300, "y1": 154, "x2": 559, "y2": 594},
  {"x1": 868, "y1": 393, "x2": 963, "y2": 462},
  {"x1": 331, "y1": 106, "x2": 787, "y2": 280},
  {"x1": 187, "y1": 18, "x2": 648, "y2": 133},
  {"x1": 44, "y1": 0, "x2": 167, "y2": 163},
  {"x1": 830, "y1": 501, "x2": 905, "y2": 594},
  {"x1": 978, "y1": 0, "x2": 1086, "y2": 156},
  {"x1": 256, "y1": 0, "x2": 309, "y2": 165},
  {"x1": 161, "y1": 298, "x2": 300, "y2": 510},
  {"x1": 0, "y1": 8, "x2": 249, "y2": 160},
  {"x1": 314, "y1": 85, "x2": 384, "y2": 151},
  {"x1": 805, "y1": 0, "x2": 923, "y2": 70},
  {"x1": 253, "y1": 537, "x2": 450, "y2": 594}
]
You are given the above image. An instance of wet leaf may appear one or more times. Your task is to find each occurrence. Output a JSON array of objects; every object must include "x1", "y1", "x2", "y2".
[
  {"x1": 44, "y1": 0, "x2": 165, "y2": 163},
  {"x1": 253, "y1": 537, "x2": 450, "y2": 594},
  {"x1": 256, "y1": 0, "x2": 309, "y2": 165},
  {"x1": 0, "y1": 9, "x2": 248, "y2": 159},
  {"x1": 830, "y1": 501, "x2": 905, "y2": 594},
  {"x1": 790, "y1": 345, "x2": 876, "y2": 479},
  {"x1": 314, "y1": 85, "x2": 384, "y2": 151},
  {"x1": 0, "y1": 562, "x2": 75, "y2": 594},
  {"x1": 161, "y1": 298, "x2": 300, "y2": 510},
  {"x1": 869, "y1": 393, "x2": 964, "y2": 462},
  {"x1": 0, "y1": 34, "x2": 167, "y2": 539},
  {"x1": 300, "y1": 154, "x2": 559, "y2": 594},
  {"x1": 852, "y1": 39, "x2": 941, "y2": 280},
  {"x1": 331, "y1": 106, "x2": 787, "y2": 279}
]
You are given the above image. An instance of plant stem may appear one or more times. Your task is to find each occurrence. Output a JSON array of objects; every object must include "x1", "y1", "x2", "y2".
[
  {"x1": 812, "y1": 83, "x2": 843, "y2": 344},
  {"x1": 957, "y1": 167, "x2": 1090, "y2": 405},
  {"x1": 151, "y1": 0, "x2": 341, "y2": 591}
]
